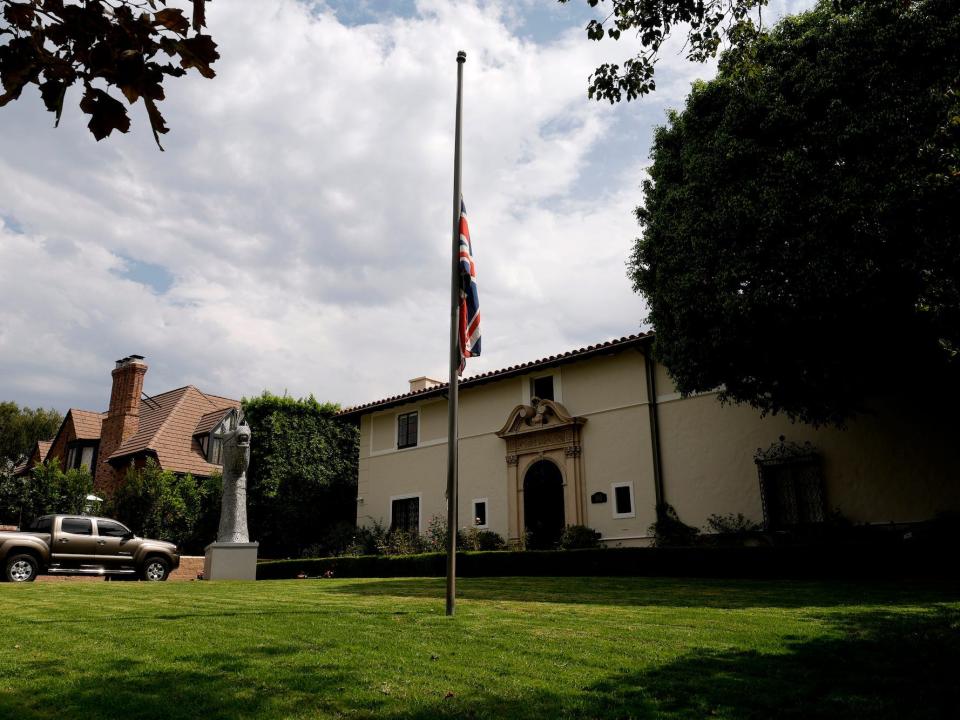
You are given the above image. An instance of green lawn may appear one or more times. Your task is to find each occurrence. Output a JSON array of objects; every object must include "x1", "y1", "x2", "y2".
[{"x1": 0, "y1": 577, "x2": 957, "y2": 719}]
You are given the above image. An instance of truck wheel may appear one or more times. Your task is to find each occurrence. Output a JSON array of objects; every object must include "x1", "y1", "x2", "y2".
[
  {"x1": 141, "y1": 557, "x2": 170, "y2": 582},
  {"x1": 5, "y1": 554, "x2": 39, "y2": 583}
]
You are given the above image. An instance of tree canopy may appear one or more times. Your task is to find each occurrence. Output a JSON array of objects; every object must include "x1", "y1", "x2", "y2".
[
  {"x1": 0, "y1": 0, "x2": 217, "y2": 148},
  {"x1": 561, "y1": 0, "x2": 766, "y2": 102},
  {"x1": 0, "y1": 401, "x2": 62, "y2": 467},
  {"x1": 630, "y1": 0, "x2": 960, "y2": 425},
  {"x1": 0, "y1": 458, "x2": 92, "y2": 526}
]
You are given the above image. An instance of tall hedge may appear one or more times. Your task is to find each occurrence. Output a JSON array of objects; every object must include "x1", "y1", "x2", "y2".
[{"x1": 242, "y1": 392, "x2": 359, "y2": 557}]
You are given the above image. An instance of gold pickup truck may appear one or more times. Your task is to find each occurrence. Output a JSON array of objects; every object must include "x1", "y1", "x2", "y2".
[{"x1": 0, "y1": 515, "x2": 180, "y2": 583}]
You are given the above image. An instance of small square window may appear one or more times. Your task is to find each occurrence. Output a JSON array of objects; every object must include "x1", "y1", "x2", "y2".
[
  {"x1": 473, "y1": 499, "x2": 488, "y2": 527},
  {"x1": 612, "y1": 483, "x2": 635, "y2": 518},
  {"x1": 397, "y1": 411, "x2": 418, "y2": 449},
  {"x1": 531, "y1": 376, "x2": 554, "y2": 401}
]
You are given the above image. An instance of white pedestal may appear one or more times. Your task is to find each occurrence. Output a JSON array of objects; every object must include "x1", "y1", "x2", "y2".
[{"x1": 204, "y1": 542, "x2": 259, "y2": 581}]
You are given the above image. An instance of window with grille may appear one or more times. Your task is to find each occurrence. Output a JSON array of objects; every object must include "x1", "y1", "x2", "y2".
[
  {"x1": 755, "y1": 438, "x2": 826, "y2": 530},
  {"x1": 391, "y1": 496, "x2": 420, "y2": 533},
  {"x1": 397, "y1": 411, "x2": 418, "y2": 449}
]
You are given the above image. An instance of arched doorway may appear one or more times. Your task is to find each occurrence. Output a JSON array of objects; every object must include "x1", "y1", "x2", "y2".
[{"x1": 523, "y1": 460, "x2": 565, "y2": 549}]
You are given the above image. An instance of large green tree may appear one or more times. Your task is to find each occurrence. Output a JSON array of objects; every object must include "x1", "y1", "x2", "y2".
[
  {"x1": 0, "y1": 401, "x2": 62, "y2": 467},
  {"x1": 630, "y1": 0, "x2": 960, "y2": 425},
  {"x1": 0, "y1": 0, "x2": 217, "y2": 148},
  {"x1": 561, "y1": 0, "x2": 766, "y2": 102},
  {"x1": 242, "y1": 392, "x2": 359, "y2": 557}
]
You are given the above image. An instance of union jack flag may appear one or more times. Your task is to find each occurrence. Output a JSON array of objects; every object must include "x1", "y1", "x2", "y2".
[{"x1": 458, "y1": 197, "x2": 481, "y2": 374}]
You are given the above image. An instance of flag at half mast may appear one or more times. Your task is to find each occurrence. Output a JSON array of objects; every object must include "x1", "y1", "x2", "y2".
[{"x1": 458, "y1": 197, "x2": 481, "y2": 374}]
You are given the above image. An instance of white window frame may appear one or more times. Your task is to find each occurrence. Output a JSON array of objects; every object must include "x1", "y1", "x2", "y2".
[
  {"x1": 611, "y1": 482, "x2": 636, "y2": 519},
  {"x1": 395, "y1": 410, "x2": 419, "y2": 451},
  {"x1": 522, "y1": 369, "x2": 562, "y2": 405},
  {"x1": 472, "y1": 498, "x2": 489, "y2": 529},
  {"x1": 389, "y1": 492, "x2": 422, "y2": 533}
]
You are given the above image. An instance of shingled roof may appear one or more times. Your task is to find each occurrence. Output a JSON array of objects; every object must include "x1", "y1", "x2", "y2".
[
  {"x1": 338, "y1": 332, "x2": 653, "y2": 419},
  {"x1": 11, "y1": 439, "x2": 53, "y2": 476},
  {"x1": 69, "y1": 409, "x2": 106, "y2": 439},
  {"x1": 108, "y1": 386, "x2": 239, "y2": 476}
]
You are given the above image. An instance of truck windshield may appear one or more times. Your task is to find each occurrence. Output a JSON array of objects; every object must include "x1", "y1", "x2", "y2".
[{"x1": 26, "y1": 517, "x2": 53, "y2": 533}]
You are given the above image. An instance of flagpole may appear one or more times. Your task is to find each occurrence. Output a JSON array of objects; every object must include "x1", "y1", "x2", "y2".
[{"x1": 446, "y1": 49, "x2": 466, "y2": 617}]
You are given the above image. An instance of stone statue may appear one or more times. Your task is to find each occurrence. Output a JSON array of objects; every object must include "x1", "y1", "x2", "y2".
[{"x1": 216, "y1": 416, "x2": 251, "y2": 544}]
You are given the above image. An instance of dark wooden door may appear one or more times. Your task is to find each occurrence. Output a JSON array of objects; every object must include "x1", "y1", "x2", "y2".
[{"x1": 523, "y1": 460, "x2": 565, "y2": 549}]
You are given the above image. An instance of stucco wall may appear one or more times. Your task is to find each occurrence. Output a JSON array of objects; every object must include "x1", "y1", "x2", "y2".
[
  {"x1": 657, "y1": 391, "x2": 960, "y2": 528},
  {"x1": 356, "y1": 352, "x2": 657, "y2": 542},
  {"x1": 355, "y1": 346, "x2": 960, "y2": 544}
]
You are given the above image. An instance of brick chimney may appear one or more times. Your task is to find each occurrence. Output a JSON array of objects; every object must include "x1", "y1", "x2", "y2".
[{"x1": 95, "y1": 355, "x2": 148, "y2": 495}]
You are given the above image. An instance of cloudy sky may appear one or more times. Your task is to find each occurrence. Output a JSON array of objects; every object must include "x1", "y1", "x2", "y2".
[{"x1": 0, "y1": 0, "x2": 813, "y2": 413}]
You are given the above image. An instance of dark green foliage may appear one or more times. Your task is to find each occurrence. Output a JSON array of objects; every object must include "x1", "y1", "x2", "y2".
[
  {"x1": 300, "y1": 521, "x2": 360, "y2": 558},
  {"x1": 0, "y1": 0, "x2": 217, "y2": 148},
  {"x1": 559, "y1": 524, "x2": 602, "y2": 549},
  {"x1": 108, "y1": 459, "x2": 209, "y2": 551},
  {"x1": 706, "y1": 513, "x2": 762, "y2": 535},
  {"x1": 241, "y1": 392, "x2": 359, "y2": 558},
  {"x1": 0, "y1": 458, "x2": 92, "y2": 526},
  {"x1": 560, "y1": 0, "x2": 765, "y2": 102},
  {"x1": 630, "y1": 0, "x2": 960, "y2": 425},
  {"x1": 648, "y1": 503, "x2": 700, "y2": 547},
  {"x1": 257, "y1": 542, "x2": 960, "y2": 580},
  {"x1": 339, "y1": 517, "x2": 507, "y2": 556},
  {"x1": 343, "y1": 519, "x2": 389, "y2": 556},
  {"x1": 0, "y1": 401, "x2": 61, "y2": 467},
  {"x1": 460, "y1": 526, "x2": 507, "y2": 551}
]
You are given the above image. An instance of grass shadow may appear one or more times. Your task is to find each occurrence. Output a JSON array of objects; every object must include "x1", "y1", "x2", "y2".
[{"x1": 1, "y1": 586, "x2": 957, "y2": 719}]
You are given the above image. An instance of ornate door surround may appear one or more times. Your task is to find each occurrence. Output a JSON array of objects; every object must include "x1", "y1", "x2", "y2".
[{"x1": 496, "y1": 399, "x2": 586, "y2": 544}]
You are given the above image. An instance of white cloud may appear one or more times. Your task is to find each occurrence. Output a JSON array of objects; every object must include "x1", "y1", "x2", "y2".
[{"x1": 0, "y1": 0, "x2": 813, "y2": 412}]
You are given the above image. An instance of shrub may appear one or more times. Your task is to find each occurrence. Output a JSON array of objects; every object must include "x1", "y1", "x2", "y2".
[
  {"x1": 423, "y1": 514, "x2": 448, "y2": 553},
  {"x1": 460, "y1": 526, "x2": 506, "y2": 551},
  {"x1": 342, "y1": 520, "x2": 388, "y2": 556},
  {"x1": 706, "y1": 513, "x2": 762, "y2": 535},
  {"x1": 107, "y1": 459, "x2": 211, "y2": 552},
  {"x1": 258, "y1": 544, "x2": 958, "y2": 581},
  {"x1": 648, "y1": 503, "x2": 699, "y2": 547},
  {"x1": 559, "y1": 524, "x2": 602, "y2": 550},
  {"x1": 0, "y1": 459, "x2": 94, "y2": 526},
  {"x1": 376, "y1": 529, "x2": 425, "y2": 556}
]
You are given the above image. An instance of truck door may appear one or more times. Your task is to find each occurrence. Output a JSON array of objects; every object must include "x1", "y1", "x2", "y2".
[
  {"x1": 52, "y1": 517, "x2": 98, "y2": 567},
  {"x1": 94, "y1": 519, "x2": 137, "y2": 569}
]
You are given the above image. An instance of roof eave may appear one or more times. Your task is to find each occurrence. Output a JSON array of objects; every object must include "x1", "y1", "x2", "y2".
[{"x1": 337, "y1": 333, "x2": 652, "y2": 420}]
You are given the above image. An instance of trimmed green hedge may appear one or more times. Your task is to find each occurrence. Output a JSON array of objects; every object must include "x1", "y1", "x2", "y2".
[{"x1": 256, "y1": 545, "x2": 956, "y2": 580}]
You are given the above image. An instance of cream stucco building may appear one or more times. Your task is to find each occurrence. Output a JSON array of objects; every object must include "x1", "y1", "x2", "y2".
[{"x1": 339, "y1": 334, "x2": 960, "y2": 547}]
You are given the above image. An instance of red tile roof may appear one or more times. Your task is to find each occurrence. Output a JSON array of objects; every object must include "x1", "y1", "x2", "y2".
[
  {"x1": 338, "y1": 332, "x2": 652, "y2": 419},
  {"x1": 109, "y1": 386, "x2": 240, "y2": 477}
]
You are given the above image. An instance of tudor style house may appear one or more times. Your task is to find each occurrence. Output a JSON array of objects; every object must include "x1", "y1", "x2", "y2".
[
  {"x1": 339, "y1": 334, "x2": 960, "y2": 547},
  {"x1": 15, "y1": 356, "x2": 240, "y2": 496}
]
